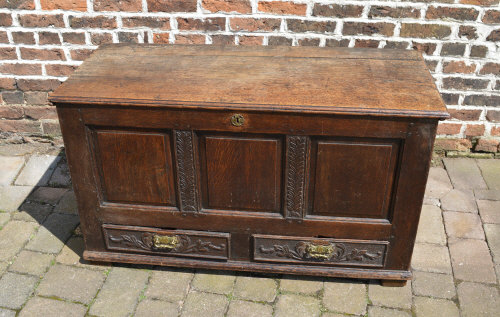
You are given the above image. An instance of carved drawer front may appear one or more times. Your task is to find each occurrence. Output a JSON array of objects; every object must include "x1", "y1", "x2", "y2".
[
  {"x1": 253, "y1": 234, "x2": 388, "y2": 268},
  {"x1": 103, "y1": 224, "x2": 229, "y2": 260}
]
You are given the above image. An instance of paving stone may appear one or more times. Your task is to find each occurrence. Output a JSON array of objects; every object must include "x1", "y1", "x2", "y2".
[
  {"x1": 475, "y1": 189, "x2": 500, "y2": 201},
  {"x1": 441, "y1": 189, "x2": 477, "y2": 213},
  {"x1": 56, "y1": 236, "x2": 109, "y2": 270},
  {"x1": 12, "y1": 202, "x2": 52, "y2": 223},
  {"x1": 26, "y1": 213, "x2": 79, "y2": 253},
  {"x1": 411, "y1": 243, "x2": 452, "y2": 274},
  {"x1": 18, "y1": 296, "x2": 87, "y2": 317},
  {"x1": 14, "y1": 155, "x2": 60, "y2": 186},
  {"x1": 54, "y1": 191, "x2": 78, "y2": 214},
  {"x1": 457, "y1": 282, "x2": 500, "y2": 317},
  {"x1": 181, "y1": 291, "x2": 228, "y2": 317},
  {"x1": 321, "y1": 313, "x2": 347, "y2": 317},
  {"x1": 496, "y1": 264, "x2": 500, "y2": 282},
  {"x1": 0, "y1": 272, "x2": 38, "y2": 309},
  {"x1": 411, "y1": 271, "x2": 456, "y2": 299},
  {"x1": 422, "y1": 197, "x2": 440, "y2": 206},
  {"x1": 0, "y1": 308, "x2": 15, "y2": 317},
  {"x1": 0, "y1": 262, "x2": 7, "y2": 275},
  {"x1": 0, "y1": 156, "x2": 24, "y2": 185},
  {"x1": 368, "y1": 306, "x2": 411, "y2": 317},
  {"x1": 9, "y1": 250, "x2": 54, "y2": 276},
  {"x1": 89, "y1": 267, "x2": 150, "y2": 317},
  {"x1": 323, "y1": 280, "x2": 367, "y2": 315},
  {"x1": 477, "y1": 200, "x2": 500, "y2": 224},
  {"x1": 192, "y1": 271, "x2": 236, "y2": 294},
  {"x1": 414, "y1": 296, "x2": 459, "y2": 317},
  {"x1": 449, "y1": 238, "x2": 496, "y2": 283},
  {"x1": 416, "y1": 205, "x2": 447, "y2": 245},
  {"x1": 226, "y1": 300, "x2": 273, "y2": 317},
  {"x1": 275, "y1": 294, "x2": 321, "y2": 317},
  {"x1": 443, "y1": 158, "x2": 487, "y2": 189},
  {"x1": 484, "y1": 224, "x2": 500, "y2": 263},
  {"x1": 0, "y1": 220, "x2": 38, "y2": 261},
  {"x1": 424, "y1": 167, "x2": 452, "y2": 199},
  {"x1": 279, "y1": 275, "x2": 323, "y2": 294},
  {"x1": 134, "y1": 299, "x2": 178, "y2": 317},
  {"x1": 368, "y1": 281, "x2": 412, "y2": 309},
  {"x1": 477, "y1": 159, "x2": 500, "y2": 190},
  {"x1": 145, "y1": 268, "x2": 193, "y2": 302},
  {"x1": 0, "y1": 185, "x2": 34, "y2": 212},
  {"x1": 443, "y1": 211, "x2": 485, "y2": 239},
  {"x1": 233, "y1": 276, "x2": 277, "y2": 302},
  {"x1": 0, "y1": 212, "x2": 9, "y2": 226},
  {"x1": 28, "y1": 187, "x2": 67, "y2": 205},
  {"x1": 48, "y1": 161, "x2": 71, "y2": 187},
  {"x1": 37, "y1": 264, "x2": 105, "y2": 304}
]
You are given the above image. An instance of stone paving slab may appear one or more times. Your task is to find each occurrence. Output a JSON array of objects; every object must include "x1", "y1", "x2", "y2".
[
  {"x1": 449, "y1": 239, "x2": 497, "y2": 284},
  {"x1": 0, "y1": 186, "x2": 34, "y2": 212},
  {"x1": 0, "y1": 156, "x2": 24, "y2": 186},
  {"x1": 323, "y1": 280, "x2": 367, "y2": 315},
  {"x1": 18, "y1": 296, "x2": 87, "y2": 317},
  {"x1": 424, "y1": 167, "x2": 452, "y2": 199},
  {"x1": 0, "y1": 272, "x2": 38, "y2": 309},
  {"x1": 477, "y1": 159, "x2": 500, "y2": 190},
  {"x1": 477, "y1": 200, "x2": 500, "y2": 224},
  {"x1": 14, "y1": 155, "x2": 60, "y2": 186},
  {"x1": 457, "y1": 282, "x2": 500, "y2": 317},
  {"x1": 443, "y1": 158, "x2": 487, "y2": 189},
  {"x1": 275, "y1": 294, "x2": 321, "y2": 317},
  {"x1": 416, "y1": 205, "x2": 447, "y2": 245},
  {"x1": 226, "y1": 300, "x2": 273, "y2": 317}
]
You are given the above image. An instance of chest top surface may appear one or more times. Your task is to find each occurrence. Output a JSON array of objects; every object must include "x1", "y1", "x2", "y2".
[{"x1": 50, "y1": 44, "x2": 448, "y2": 119}]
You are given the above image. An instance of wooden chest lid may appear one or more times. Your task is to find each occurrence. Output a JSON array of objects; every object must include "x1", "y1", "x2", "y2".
[{"x1": 50, "y1": 44, "x2": 448, "y2": 119}]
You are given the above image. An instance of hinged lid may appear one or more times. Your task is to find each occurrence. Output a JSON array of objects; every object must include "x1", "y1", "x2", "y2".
[{"x1": 50, "y1": 44, "x2": 448, "y2": 119}]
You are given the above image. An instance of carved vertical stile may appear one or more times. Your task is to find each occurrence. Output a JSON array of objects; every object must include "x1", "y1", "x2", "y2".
[
  {"x1": 174, "y1": 130, "x2": 199, "y2": 212},
  {"x1": 285, "y1": 136, "x2": 308, "y2": 219}
]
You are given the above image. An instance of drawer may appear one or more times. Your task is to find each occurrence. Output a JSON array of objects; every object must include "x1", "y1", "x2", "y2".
[
  {"x1": 253, "y1": 234, "x2": 388, "y2": 268},
  {"x1": 102, "y1": 224, "x2": 229, "y2": 260}
]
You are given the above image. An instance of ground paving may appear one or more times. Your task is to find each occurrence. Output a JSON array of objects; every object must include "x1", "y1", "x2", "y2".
[{"x1": 0, "y1": 144, "x2": 499, "y2": 316}]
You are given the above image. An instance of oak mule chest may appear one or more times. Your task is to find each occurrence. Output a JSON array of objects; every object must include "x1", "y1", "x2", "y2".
[{"x1": 50, "y1": 44, "x2": 448, "y2": 286}]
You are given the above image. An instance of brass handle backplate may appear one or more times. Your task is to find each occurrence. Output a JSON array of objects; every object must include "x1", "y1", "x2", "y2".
[
  {"x1": 230, "y1": 114, "x2": 245, "y2": 127},
  {"x1": 153, "y1": 235, "x2": 179, "y2": 249},
  {"x1": 306, "y1": 243, "x2": 334, "y2": 260}
]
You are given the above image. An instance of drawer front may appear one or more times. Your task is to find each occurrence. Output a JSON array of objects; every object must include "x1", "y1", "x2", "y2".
[
  {"x1": 253, "y1": 234, "x2": 388, "y2": 268},
  {"x1": 103, "y1": 224, "x2": 229, "y2": 260}
]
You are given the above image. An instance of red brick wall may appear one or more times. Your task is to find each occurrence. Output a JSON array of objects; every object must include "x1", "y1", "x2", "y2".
[{"x1": 0, "y1": 1, "x2": 499, "y2": 153}]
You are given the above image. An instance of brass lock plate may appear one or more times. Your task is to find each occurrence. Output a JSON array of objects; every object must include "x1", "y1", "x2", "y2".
[
  {"x1": 230, "y1": 114, "x2": 244, "y2": 127},
  {"x1": 153, "y1": 235, "x2": 179, "y2": 249},
  {"x1": 306, "y1": 243, "x2": 334, "y2": 260}
]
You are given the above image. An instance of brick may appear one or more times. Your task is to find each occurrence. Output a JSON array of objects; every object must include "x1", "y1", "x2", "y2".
[
  {"x1": 441, "y1": 43, "x2": 466, "y2": 56},
  {"x1": 40, "y1": 0, "x2": 86, "y2": 11},
  {"x1": 367, "y1": 307, "x2": 410, "y2": 317},
  {"x1": 400, "y1": 23, "x2": 451, "y2": 39},
  {"x1": 464, "y1": 95, "x2": 500, "y2": 107},
  {"x1": 385, "y1": 41, "x2": 410, "y2": 49},
  {"x1": 470, "y1": 45, "x2": 488, "y2": 58},
  {"x1": 459, "y1": 25, "x2": 478, "y2": 40},
  {"x1": 0, "y1": 220, "x2": 37, "y2": 261},
  {"x1": 491, "y1": 126, "x2": 500, "y2": 136},
  {"x1": 475, "y1": 138, "x2": 500, "y2": 152},
  {"x1": 234, "y1": 276, "x2": 277, "y2": 302},
  {"x1": 258, "y1": 1, "x2": 307, "y2": 16},
  {"x1": 441, "y1": 93, "x2": 459, "y2": 105},
  {"x1": 368, "y1": 282, "x2": 412, "y2": 309},
  {"x1": 202, "y1": 0, "x2": 252, "y2": 14},
  {"x1": 465, "y1": 124, "x2": 485, "y2": 137},
  {"x1": 117, "y1": 31, "x2": 140, "y2": 43},
  {"x1": 0, "y1": 120, "x2": 40, "y2": 133},
  {"x1": 175, "y1": 34, "x2": 205, "y2": 44},
  {"x1": 416, "y1": 205, "x2": 447, "y2": 245},
  {"x1": 69, "y1": 15, "x2": 117, "y2": 29},
  {"x1": 480, "y1": 62, "x2": 500, "y2": 75},
  {"x1": 238, "y1": 35, "x2": 263, "y2": 46},
  {"x1": 147, "y1": 0, "x2": 197, "y2": 12},
  {"x1": 70, "y1": 49, "x2": 94, "y2": 61},
  {"x1": 0, "y1": 105, "x2": 23, "y2": 120},
  {"x1": 414, "y1": 297, "x2": 459, "y2": 317},
  {"x1": 192, "y1": 272, "x2": 236, "y2": 294},
  {"x1": 19, "y1": 14, "x2": 64, "y2": 27},
  {"x1": 279, "y1": 276, "x2": 322, "y2": 294},
  {"x1": 146, "y1": 268, "x2": 193, "y2": 301},
  {"x1": 122, "y1": 16, "x2": 170, "y2": 29},
  {"x1": 135, "y1": 299, "x2": 178, "y2": 317},
  {"x1": 24, "y1": 92, "x2": 48, "y2": 105},
  {"x1": 0, "y1": 13, "x2": 13, "y2": 26},
  {"x1": 343, "y1": 22, "x2": 394, "y2": 36},
  {"x1": 0, "y1": 0, "x2": 34, "y2": 9},
  {"x1": 2, "y1": 91, "x2": 24, "y2": 104},
  {"x1": 287, "y1": 20, "x2": 336, "y2": 33},
  {"x1": 444, "y1": 211, "x2": 484, "y2": 239},
  {"x1": 411, "y1": 243, "x2": 452, "y2": 273},
  {"x1": 211, "y1": 34, "x2": 235, "y2": 45},
  {"x1": 355, "y1": 39, "x2": 379, "y2": 48},
  {"x1": 313, "y1": 4, "x2": 363, "y2": 18},
  {"x1": 483, "y1": 10, "x2": 500, "y2": 24},
  {"x1": 41, "y1": 119, "x2": 61, "y2": 135},
  {"x1": 0, "y1": 47, "x2": 17, "y2": 60},
  {"x1": 38, "y1": 31, "x2": 61, "y2": 45},
  {"x1": 12, "y1": 31, "x2": 35, "y2": 44},
  {"x1": 437, "y1": 123, "x2": 461, "y2": 135},
  {"x1": 227, "y1": 300, "x2": 273, "y2": 317},
  {"x1": 0, "y1": 156, "x2": 24, "y2": 185},
  {"x1": 46, "y1": 64, "x2": 78, "y2": 77},
  {"x1": 9, "y1": 250, "x2": 54, "y2": 276},
  {"x1": 17, "y1": 79, "x2": 61, "y2": 91},
  {"x1": 230, "y1": 18, "x2": 280, "y2": 32},
  {"x1": 496, "y1": 80, "x2": 500, "y2": 90},
  {"x1": 435, "y1": 138, "x2": 472, "y2": 151},
  {"x1": 325, "y1": 39, "x2": 350, "y2": 47},
  {"x1": 94, "y1": 0, "x2": 142, "y2": 11},
  {"x1": 182, "y1": 291, "x2": 228, "y2": 317},
  {"x1": 62, "y1": 32, "x2": 86, "y2": 44},
  {"x1": 20, "y1": 48, "x2": 65, "y2": 61},
  {"x1": 177, "y1": 17, "x2": 225, "y2": 31},
  {"x1": 323, "y1": 281, "x2": 366, "y2": 315},
  {"x1": 487, "y1": 111, "x2": 500, "y2": 123},
  {"x1": 487, "y1": 29, "x2": 500, "y2": 41},
  {"x1": 0, "y1": 77, "x2": 16, "y2": 89},
  {"x1": 19, "y1": 297, "x2": 87, "y2": 317},
  {"x1": 443, "y1": 61, "x2": 475, "y2": 74},
  {"x1": 369, "y1": 6, "x2": 419, "y2": 18},
  {"x1": 0, "y1": 273, "x2": 38, "y2": 309},
  {"x1": 412, "y1": 271, "x2": 456, "y2": 299},
  {"x1": 461, "y1": 0, "x2": 498, "y2": 6},
  {"x1": 411, "y1": 42, "x2": 436, "y2": 55},
  {"x1": 0, "y1": 63, "x2": 42, "y2": 76},
  {"x1": 0, "y1": 30, "x2": 8, "y2": 43},
  {"x1": 449, "y1": 239, "x2": 496, "y2": 283},
  {"x1": 426, "y1": 6, "x2": 479, "y2": 21},
  {"x1": 441, "y1": 189, "x2": 478, "y2": 212},
  {"x1": 424, "y1": 59, "x2": 437, "y2": 71},
  {"x1": 457, "y1": 282, "x2": 500, "y2": 317},
  {"x1": 152, "y1": 32, "x2": 170, "y2": 43},
  {"x1": 268, "y1": 36, "x2": 293, "y2": 46},
  {"x1": 90, "y1": 32, "x2": 113, "y2": 45},
  {"x1": 448, "y1": 109, "x2": 481, "y2": 120},
  {"x1": 477, "y1": 159, "x2": 500, "y2": 190},
  {"x1": 442, "y1": 77, "x2": 489, "y2": 90},
  {"x1": 275, "y1": 294, "x2": 320, "y2": 317}
]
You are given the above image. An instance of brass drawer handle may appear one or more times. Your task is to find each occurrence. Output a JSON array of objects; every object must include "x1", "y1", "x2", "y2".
[
  {"x1": 153, "y1": 235, "x2": 179, "y2": 249},
  {"x1": 306, "y1": 243, "x2": 334, "y2": 260},
  {"x1": 230, "y1": 114, "x2": 244, "y2": 127}
]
